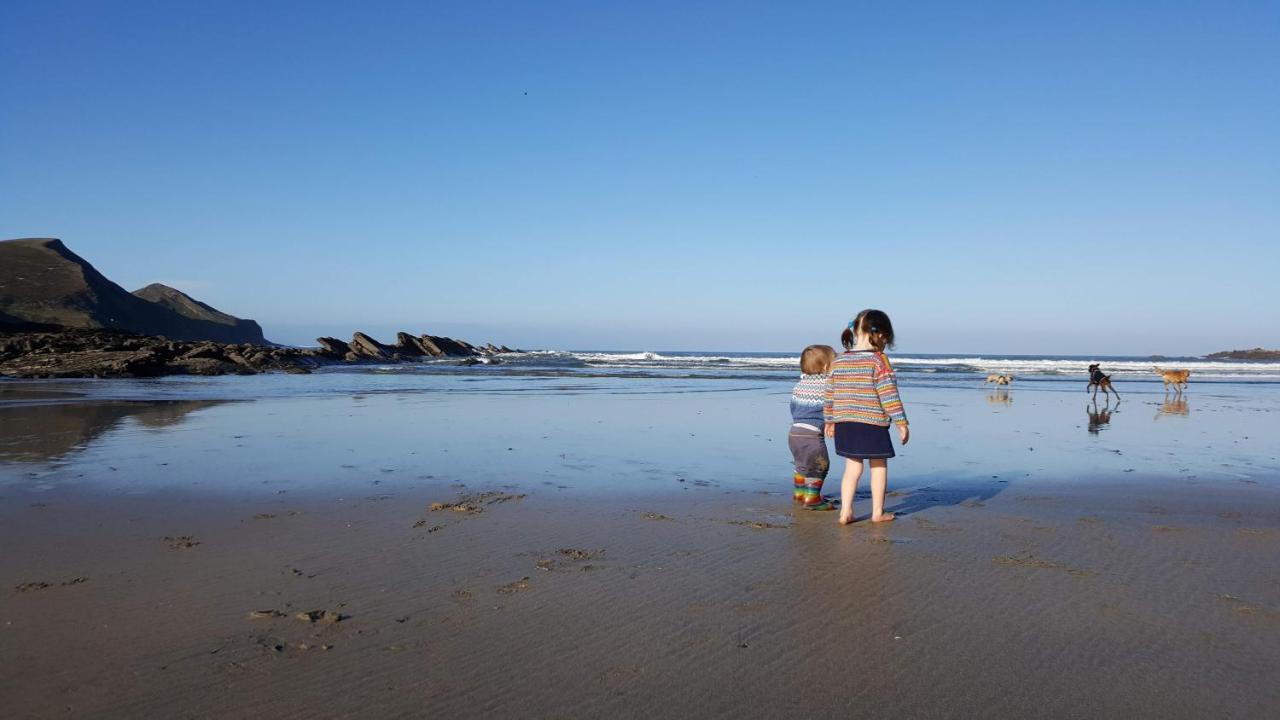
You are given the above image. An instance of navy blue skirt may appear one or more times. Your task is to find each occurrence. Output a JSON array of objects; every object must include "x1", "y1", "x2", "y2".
[{"x1": 834, "y1": 421, "x2": 895, "y2": 459}]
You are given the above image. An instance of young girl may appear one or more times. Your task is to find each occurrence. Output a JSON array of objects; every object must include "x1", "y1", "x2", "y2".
[{"x1": 824, "y1": 309, "x2": 910, "y2": 525}]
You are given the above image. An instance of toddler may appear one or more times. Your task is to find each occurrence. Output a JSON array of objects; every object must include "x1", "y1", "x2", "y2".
[{"x1": 789, "y1": 344, "x2": 837, "y2": 511}]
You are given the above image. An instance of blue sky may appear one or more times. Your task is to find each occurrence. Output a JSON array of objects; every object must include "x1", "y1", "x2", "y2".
[{"x1": 2, "y1": 1, "x2": 1277, "y2": 354}]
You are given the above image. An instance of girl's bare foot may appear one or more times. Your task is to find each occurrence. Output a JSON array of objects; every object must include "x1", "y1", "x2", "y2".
[
  {"x1": 838, "y1": 513, "x2": 855, "y2": 525},
  {"x1": 870, "y1": 512, "x2": 896, "y2": 523}
]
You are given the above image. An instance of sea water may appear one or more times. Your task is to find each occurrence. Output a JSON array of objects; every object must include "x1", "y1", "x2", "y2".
[{"x1": 2, "y1": 352, "x2": 1278, "y2": 498}]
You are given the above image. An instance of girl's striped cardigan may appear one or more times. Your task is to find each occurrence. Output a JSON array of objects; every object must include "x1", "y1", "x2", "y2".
[{"x1": 823, "y1": 350, "x2": 908, "y2": 427}]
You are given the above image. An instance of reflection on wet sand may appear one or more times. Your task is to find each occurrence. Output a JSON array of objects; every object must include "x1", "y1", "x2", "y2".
[
  {"x1": 986, "y1": 388, "x2": 1013, "y2": 406},
  {"x1": 1086, "y1": 399, "x2": 1116, "y2": 434},
  {"x1": 0, "y1": 400, "x2": 225, "y2": 462},
  {"x1": 1156, "y1": 395, "x2": 1190, "y2": 419}
]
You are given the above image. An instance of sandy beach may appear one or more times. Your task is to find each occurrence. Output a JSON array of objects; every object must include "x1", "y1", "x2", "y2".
[
  {"x1": 5, "y1": 2, "x2": 1277, "y2": 716},
  {"x1": 2, "y1": 372, "x2": 1278, "y2": 718}
]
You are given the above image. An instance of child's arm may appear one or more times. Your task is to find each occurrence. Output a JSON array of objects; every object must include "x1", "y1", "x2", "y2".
[
  {"x1": 874, "y1": 354, "x2": 908, "y2": 427},
  {"x1": 822, "y1": 368, "x2": 835, "y2": 433}
]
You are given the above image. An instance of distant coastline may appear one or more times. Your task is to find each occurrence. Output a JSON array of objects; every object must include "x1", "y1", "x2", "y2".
[{"x1": 1205, "y1": 348, "x2": 1280, "y2": 361}]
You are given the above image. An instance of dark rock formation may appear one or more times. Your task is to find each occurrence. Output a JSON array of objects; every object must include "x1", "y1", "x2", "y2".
[
  {"x1": 0, "y1": 328, "x2": 321, "y2": 378},
  {"x1": 1206, "y1": 348, "x2": 1280, "y2": 361},
  {"x1": 426, "y1": 335, "x2": 478, "y2": 357},
  {"x1": 132, "y1": 283, "x2": 267, "y2": 344},
  {"x1": 315, "y1": 337, "x2": 350, "y2": 357},
  {"x1": 0, "y1": 325, "x2": 522, "y2": 378},
  {"x1": 349, "y1": 332, "x2": 394, "y2": 360},
  {"x1": 0, "y1": 238, "x2": 269, "y2": 344},
  {"x1": 417, "y1": 335, "x2": 445, "y2": 357},
  {"x1": 394, "y1": 332, "x2": 431, "y2": 356}
]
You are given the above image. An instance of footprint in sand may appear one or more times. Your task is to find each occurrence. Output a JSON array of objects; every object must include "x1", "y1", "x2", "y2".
[
  {"x1": 430, "y1": 491, "x2": 525, "y2": 515},
  {"x1": 295, "y1": 609, "x2": 347, "y2": 624},
  {"x1": 496, "y1": 577, "x2": 531, "y2": 594},
  {"x1": 536, "y1": 548, "x2": 606, "y2": 571},
  {"x1": 1217, "y1": 594, "x2": 1279, "y2": 620},
  {"x1": 599, "y1": 665, "x2": 646, "y2": 693},
  {"x1": 14, "y1": 577, "x2": 88, "y2": 593},
  {"x1": 993, "y1": 553, "x2": 1093, "y2": 577},
  {"x1": 728, "y1": 520, "x2": 790, "y2": 530},
  {"x1": 164, "y1": 535, "x2": 201, "y2": 550},
  {"x1": 558, "y1": 547, "x2": 604, "y2": 561},
  {"x1": 248, "y1": 609, "x2": 287, "y2": 620}
]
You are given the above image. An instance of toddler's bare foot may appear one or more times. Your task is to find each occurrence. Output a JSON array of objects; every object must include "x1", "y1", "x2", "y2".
[
  {"x1": 870, "y1": 512, "x2": 896, "y2": 523},
  {"x1": 838, "y1": 513, "x2": 855, "y2": 525}
]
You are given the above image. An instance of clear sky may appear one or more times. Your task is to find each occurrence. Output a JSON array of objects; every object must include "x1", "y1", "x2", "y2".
[{"x1": 2, "y1": 1, "x2": 1277, "y2": 354}]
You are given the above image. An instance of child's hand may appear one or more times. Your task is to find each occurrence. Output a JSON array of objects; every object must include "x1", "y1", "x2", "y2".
[
  {"x1": 898, "y1": 424, "x2": 910, "y2": 445},
  {"x1": 825, "y1": 423, "x2": 834, "y2": 438}
]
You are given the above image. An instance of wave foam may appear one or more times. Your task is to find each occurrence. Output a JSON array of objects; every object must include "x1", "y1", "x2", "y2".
[{"x1": 560, "y1": 351, "x2": 1280, "y2": 380}]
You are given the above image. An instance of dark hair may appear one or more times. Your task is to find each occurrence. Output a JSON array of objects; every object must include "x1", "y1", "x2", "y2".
[
  {"x1": 800, "y1": 344, "x2": 836, "y2": 374},
  {"x1": 840, "y1": 309, "x2": 896, "y2": 351}
]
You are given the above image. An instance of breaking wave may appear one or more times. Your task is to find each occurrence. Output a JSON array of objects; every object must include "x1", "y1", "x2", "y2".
[{"x1": 556, "y1": 351, "x2": 1280, "y2": 381}]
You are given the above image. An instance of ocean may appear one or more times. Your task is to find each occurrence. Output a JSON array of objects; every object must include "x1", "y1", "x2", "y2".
[{"x1": 352, "y1": 350, "x2": 1280, "y2": 385}]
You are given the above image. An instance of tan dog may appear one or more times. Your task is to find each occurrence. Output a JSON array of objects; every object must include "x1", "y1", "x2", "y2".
[
  {"x1": 984, "y1": 373, "x2": 1014, "y2": 386},
  {"x1": 1154, "y1": 367, "x2": 1190, "y2": 393}
]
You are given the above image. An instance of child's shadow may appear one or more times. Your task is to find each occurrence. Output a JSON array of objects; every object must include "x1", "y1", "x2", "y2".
[{"x1": 853, "y1": 474, "x2": 1009, "y2": 517}]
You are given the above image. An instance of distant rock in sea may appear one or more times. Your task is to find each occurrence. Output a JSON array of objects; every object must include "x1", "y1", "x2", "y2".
[
  {"x1": 311, "y1": 332, "x2": 514, "y2": 362},
  {"x1": 0, "y1": 238, "x2": 266, "y2": 344},
  {"x1": 1205, "y1": 348, "x2": 1280, "y2": 361}
]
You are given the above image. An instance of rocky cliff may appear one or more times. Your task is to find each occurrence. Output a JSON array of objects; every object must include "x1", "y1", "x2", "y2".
[
  {"x1": 0, "y1": 238, "x2": 267, "y2": 344},
  {"x1": 132, "y1": 283, "x2": 267, "y2": 344}
]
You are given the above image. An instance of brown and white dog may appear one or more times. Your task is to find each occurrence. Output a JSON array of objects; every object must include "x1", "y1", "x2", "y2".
[
  {"x1": 984, "y1": 373, "x2": 1014, "y2": 386},
  {"x1": 1154, "y1": 367, "x2": 1190, "y2": 393},
  {"x1": 1086, "y1": 364, "x2": 1120, "y2": 399}
]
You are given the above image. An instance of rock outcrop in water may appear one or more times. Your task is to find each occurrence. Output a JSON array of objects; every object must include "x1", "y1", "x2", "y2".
[
  {"x1": 309, "y1": 332, "x2": 512, "y2": 363},
  {"x1": 1206, "y1": 348, "x2": 1280, "y2": 361},
  {"x1": 0, "y1": 328, "x2": 517, "y2": 378},
  {"x1": 0, "y1": 238, "x2": 268, "y2": 344},
  {"x1": 0, "y1": 328, "x2": 319, "y2": 378}
]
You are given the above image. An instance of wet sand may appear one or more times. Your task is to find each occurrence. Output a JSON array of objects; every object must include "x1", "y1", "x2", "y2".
[{"x1": 2, "y1": 378, "x2": 1279, "y2": 718}]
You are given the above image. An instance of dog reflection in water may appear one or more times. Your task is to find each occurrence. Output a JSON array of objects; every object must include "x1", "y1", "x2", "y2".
[
  {"x1": 986, "y1": 388, "x2": 1013, "y2": 406},
  {"x1": 1087, "y1": 399, "x2": 1116, "y2": 434},
  {"x1": 1156, "y1": 396, "x2": 1189, "y2": 419}
]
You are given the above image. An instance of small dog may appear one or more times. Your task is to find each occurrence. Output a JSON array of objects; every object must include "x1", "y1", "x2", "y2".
[
  {"x1": 1086, "y1": 364, "x2": 1120, "y2": 399},
  {"x1": 984, "y1": 373, "x2": 1014, "y2": 386},
  {"x1": 1154, "y1": 367, "x2": 1190, "y2": 393}
]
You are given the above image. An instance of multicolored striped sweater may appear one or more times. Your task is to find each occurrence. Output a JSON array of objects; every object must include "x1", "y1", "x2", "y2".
[
  {"x1": 823, "y1": 350, "x2": 908, "y2": 427},
  {"x1": 790, "y1": 373, "x2": 830, "y2": 428}
]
